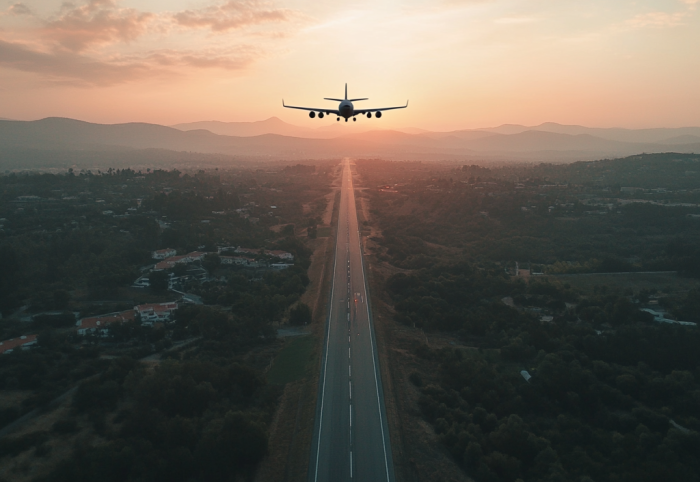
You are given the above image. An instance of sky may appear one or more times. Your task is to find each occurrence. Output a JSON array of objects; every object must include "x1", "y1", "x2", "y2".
[{"x1": 0, "y1": 0, "x2": 699, "y2": 131}]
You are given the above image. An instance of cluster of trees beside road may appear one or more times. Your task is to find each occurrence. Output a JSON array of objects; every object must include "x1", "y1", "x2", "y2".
[
  {"x1": 356, "y1": 157, "x2": 700, "y2": 481},
  {"x1": 0, "y1": 164, "x2": 331, "y2": 317},
  {"x1": 40, "y1": 341, "x2": 275, "y2": 481},
  {"x1": 0, "y1": 340, "x2": 104, "y2": 427},
  {"x1": 0, "y1": 306, "x2": 289, "y2": 480},
  {"x1": 189, "y1": 237, "x2": 312, "y2": 328},
  {"x1": 357, "y1": 155, "x2": 700, "y2": 276},
  {"x1": 0, "y1": 164, "x2": 332, "y2": 479},
  {"x1": 388, "y1": 263, "x2": 700, "y2": 482}
]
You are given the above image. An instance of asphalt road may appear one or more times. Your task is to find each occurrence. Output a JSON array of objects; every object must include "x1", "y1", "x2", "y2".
[{"x1": 308, "y1": 160, "x2": 395, "y2": 482}]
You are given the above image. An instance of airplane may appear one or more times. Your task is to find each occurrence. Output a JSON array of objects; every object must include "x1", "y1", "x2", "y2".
[{"x1": 283, "y1": 83, "x2": 408, "y2": 122}]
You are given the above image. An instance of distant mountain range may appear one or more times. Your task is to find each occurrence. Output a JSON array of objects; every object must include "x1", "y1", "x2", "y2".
[
  {"x1": 1, "y1": 117, "x2": 698, "y2": 170},
  {"x1": 172, "y1": 117, "x2": 700, "y2": 144}
]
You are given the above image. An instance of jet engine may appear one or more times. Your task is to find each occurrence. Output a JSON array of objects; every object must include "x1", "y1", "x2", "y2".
[
  {"x1": 318, "y1": 112, "x2": 325, "y2": 119},
  {"x1": 309, "y1": 111, "x2": 316, "y2": 118},
  {"x1": 366, "y1": 112, "x2": 372, "y2": 118},
  {"x1": 375, "y1": 111, "x2": 382, "y2": 118}
]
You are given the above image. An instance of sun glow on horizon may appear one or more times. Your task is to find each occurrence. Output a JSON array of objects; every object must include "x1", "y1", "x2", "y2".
[{"x1": 0, "y1": 0, "x2": 699, "y2": 130}]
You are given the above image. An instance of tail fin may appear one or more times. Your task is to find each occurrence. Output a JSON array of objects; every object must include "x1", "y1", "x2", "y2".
[{"x1": 345, "y1": 83, "x2": 347, "y2": 100}]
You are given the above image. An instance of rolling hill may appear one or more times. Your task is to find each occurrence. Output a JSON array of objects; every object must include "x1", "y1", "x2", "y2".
[{"x1": 1, "y1": 117, "x2": 699, "y2": 170}]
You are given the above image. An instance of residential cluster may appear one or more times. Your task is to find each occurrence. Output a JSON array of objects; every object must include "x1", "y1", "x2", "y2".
[{"x1": 3, "y1": 302, "x2": 182, "y2": 349}]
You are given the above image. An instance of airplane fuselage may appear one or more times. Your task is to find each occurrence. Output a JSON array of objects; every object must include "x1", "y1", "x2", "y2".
[
  {"x1": 282, "y1": 84, "x2": 407, "y2": 122},
  {"x1": 338, "y1": 100, "x2": 354, "y2": 119}
]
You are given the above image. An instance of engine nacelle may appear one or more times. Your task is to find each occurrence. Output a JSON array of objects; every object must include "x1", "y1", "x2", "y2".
[
  {"x1": 318, "y1": 112, "x2": 325, "y2": 119},
  {"x1": 367, "y1": 112, "x2": 372, "y2": 118},
  {"x1": 375, "y1": 111, "x2": 382, "y2": 118},
  {"x1": 309, "y1": 111, "x2": 316, "y2": 118}
]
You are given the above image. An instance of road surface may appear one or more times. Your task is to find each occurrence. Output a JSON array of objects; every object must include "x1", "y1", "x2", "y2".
[{"x1": 308, "y1": 159, "x2": 395, "y2": 482}]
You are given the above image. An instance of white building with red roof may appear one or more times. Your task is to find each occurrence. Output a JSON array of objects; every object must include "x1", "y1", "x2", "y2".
[
  {"x1": 266, "y1": 250, "x2": 294, "y2": 260},
  {"x1": 135, "y1": 302, "x2": 178, "y2": 324},
  {"x1": 0, "y1": 335, "x2": 38, "y2": 354},
  {"x1": 76, "y1": 310, "x2": 136, "y2": 336},
  {"x1": 233, "y1": 247, "x2": 293, "y2": 260},
  {"x1": 235, "y1": 247, "x2": 262, "y2": 256},
  {"x1": 220, "y1": 256, "x2": 259, "y2": 266},
  {"x1": 153, "y1": 251, "x2": 207, "y2": 271}
]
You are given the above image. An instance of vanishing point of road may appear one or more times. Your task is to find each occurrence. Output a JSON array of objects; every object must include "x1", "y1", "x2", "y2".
[{"x1": 308, "y1": 159, "x2": 395, "y2": 482}]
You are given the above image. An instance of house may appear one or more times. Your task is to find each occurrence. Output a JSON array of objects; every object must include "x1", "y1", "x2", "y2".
[
  {"x1": 221, "y1": 256, "x2": 253, "y2": 265},
  {"x1": 152, "y1": 248, "x2": 177, "y2": 259},
  {"x1": 132, "y1": 275, "x2": 151, "y2": 288},
  {"x1": 153, "y1": 251, "x2": 207, "y2": 270},
  {"x1": 0, "y1": 335, "x2": 38, "y2": 354},
  {"x1": 271, "y1": 263, "x2": 292, "y2": 270},
  {"x1": 235, "y1": 247, "x2": 263, "y2": 256},
  {"x1": 154, "y1": 260, "x2": 177, "y2": 270},
  {"x1": 642, "y1": 308, "x2": 697, "y2": 326},
  {"x1": 266, "y1": 250, "x2": 294, "y2": 260},
  {"x1": 186, "y1": 251, "x2": 206, "y2": 262},
  {"x1": 135, "y1": 302, "x2": 178, "y2": 325},
  {"x1": 76, "y1": 310, "x2": 136, "y2": 336},
  {"x1": 234, "y1": 247, "x2": 293, "y2": 260}
]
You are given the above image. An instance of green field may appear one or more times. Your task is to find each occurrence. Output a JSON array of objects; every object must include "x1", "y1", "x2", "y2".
[{"x1": 267, "y1": 335, "x2": 316, "y2": 385}]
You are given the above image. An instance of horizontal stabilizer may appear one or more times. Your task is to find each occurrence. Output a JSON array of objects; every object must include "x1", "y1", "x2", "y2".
[
  {"x1": 324, "y1": 98, "x2": 345, "y2": 102},
  {"x1": 348, "y1": 98, "x2": 368, "y2": 102}
]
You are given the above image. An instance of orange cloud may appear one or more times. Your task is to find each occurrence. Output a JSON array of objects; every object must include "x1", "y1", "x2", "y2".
[
  {"x1": 0, "y1": 38, "x2": 150, "y2": 85},
  {"x1": 145, "y1": 47, "x2": 262, "y2": 70},
  {"x1": 43, "y1": 0, "x2": 153, "y2": 52},
  {"x1": 174, "y1": 0, "x2": 294, "y2": 32},
  {"x1": 0, "y1": 37, "x2": 266, "y2": 86},
  {"x1": 7, "y1": 3, "x2": 32, "y2": 16}
]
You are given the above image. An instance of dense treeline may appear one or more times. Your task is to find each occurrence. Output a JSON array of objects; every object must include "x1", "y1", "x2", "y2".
[
  {"x1": 358, "y1": 156, "x2": 700, "y2": 481},
  {"x1": 0, "y1": 166, "x2": 326, "y2": 316},
  {"x1": 40, "y1": 357, "x2": 274, "y2": 482},
  {"x1": 358, "y1": 155, "x2": 700, "y2": 275},
  {"x1": 0, "y1": 165, "x2": 332, "y2": 479},
  {"x1": 0, "y1": 341, "x2": 104, "y2": 426},
  {"x1": 190, "y1": 237, "x2": 312, "y2": 327},
  {"x1": 415, "y1": 346, "x2": 700, "y2": 482},
  {"x1": 389, "y1": 263, "x2": 700, "y2": 482}
]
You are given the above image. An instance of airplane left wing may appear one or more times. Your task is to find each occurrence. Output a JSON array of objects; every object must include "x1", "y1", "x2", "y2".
[
  {"x1": 282, "y1": 101, "x2": 339, "y2": 115},
  {"x1": 353, "y1": 101, "x2": 409, "y2": 116}
]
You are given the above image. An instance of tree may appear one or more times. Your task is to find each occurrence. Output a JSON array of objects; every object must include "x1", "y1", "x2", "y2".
[
  {"x1": 150, "y1": 271, "x2": 169, "y2": 292},
  {"x1": 289, "y1": 303, "x2": 312, "y2": 325},
  {"x1": 53, "y1": 290, "x2": 71, "y2": 310},
  {"x1": 202, "y1": 253, "x2": 221, "y2": 272},
  {"x1": 282, "y1": 224, "x2": 295, "y2": 236}
]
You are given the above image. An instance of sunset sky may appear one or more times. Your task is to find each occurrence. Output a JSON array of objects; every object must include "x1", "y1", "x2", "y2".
[{"x1": 1, "y1": 0, "x2": 699, "y2": 130}]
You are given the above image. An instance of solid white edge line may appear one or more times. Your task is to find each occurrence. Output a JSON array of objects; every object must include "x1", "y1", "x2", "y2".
[
  {"x1": 313, "y1": 163, "x2": 344, "y2": 482},
  {"x1": 352, "y1": 168, "x2": 392, "y2": 482}
]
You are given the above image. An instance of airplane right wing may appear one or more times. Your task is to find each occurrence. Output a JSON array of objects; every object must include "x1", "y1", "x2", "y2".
[
  {"x1": 353, "y1": 101, "x2": 409, "y2": 116},
  {"x1": 282, "y1": 101, "x2": 339, "y2": 115}
]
